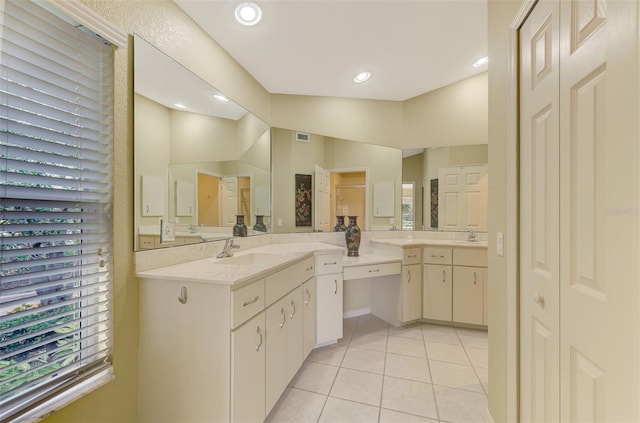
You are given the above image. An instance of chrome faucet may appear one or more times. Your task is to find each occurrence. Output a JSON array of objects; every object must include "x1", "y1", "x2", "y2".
[
  {"x1": 217, "y1": 237, "x2": 240, "y2": 258},
  {"x1": 465, "y1": 229, "x2": 476, "y2": 242}
]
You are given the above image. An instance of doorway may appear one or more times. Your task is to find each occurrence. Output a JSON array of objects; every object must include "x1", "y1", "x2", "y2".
[
  {"x1": 330, "y1": 171, "x2": 366, "y2": 230},
  {"x1": 197, "y1": 172, "x2": 220, "y2": 226}
]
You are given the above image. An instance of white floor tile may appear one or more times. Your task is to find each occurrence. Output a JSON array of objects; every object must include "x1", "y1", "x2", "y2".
[
  {"x1": 422, "y1": 324, "x2": 462, "y2": 346},
  {"x1": 433, "y1": 385, "x2": 488, "y2": 423},
  {"x1": 425, "y1": 341, "x2": 471, "y2": 365},
  {"x1": 350, "y1": 329, "x2": 388, "y2": 352},
  {"x1": 465, "y1": 346, "x2": 488, "y2": 369},
  {"x1": 318, "y1": 397, "x2": 379, "y2": 423},
  {"x1": 456, "y1": 328, "x2": 488, "y2": 349},
  {"x1": 429, "y1": 360, "x2": 484, "y2": 393},
  {"x1": 330, "y1": 368, "x2": 383, "y2": 406},
  {"x1": 290, "y1": 361, "x2": 339, "y2": 395},
  {"x1": 387, "y1": 336, "x2": 427, "y2": 358},
  {"x1": 475, "y1": 367, "x2": 489, "y2": 394},
  {"x1": 266, "y1": 388, "x2": 327, "y2": 423},
  {"x1": 388, "y1": 324, "x2": 424, "y2": 340},
  {"x1": 343, "y1": 316, "x2": 359, "y2": 331},
  {"x1": 342, "y1": 347, "x2": 386, "y2": 374},
  {"x1": 379, "y1": 408, "x2": 439, "y2": 423},
  {"x1": 308, "y1": 344, "x2": 348, "y2": 367},
  {"x1": 381, "y1": 376, "x2": 438, "y2": 420},
  {"x1": 384, "y1": 353, "x2": 431, "y2": 384}
]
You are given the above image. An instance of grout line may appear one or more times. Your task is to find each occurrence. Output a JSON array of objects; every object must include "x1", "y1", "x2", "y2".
[{"x1": 423, "y1": 325, "x2": 441, "y2": 422}]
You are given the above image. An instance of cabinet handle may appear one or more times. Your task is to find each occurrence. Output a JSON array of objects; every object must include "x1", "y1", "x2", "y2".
[
  {"x1": 408, "y1": 270, "x2": 412, "y2": 283},
  {"x1": 280, "y1": 307, "x2": 286, "y2": 328},
  {"x1": 533, "y1": 293, "x2": 545, "y2": 308},
  {"x1": 306, "y1": 265, "x2": 314, "y2": 271},
  {"x1": 334, "y1": 279, "x2": 338, "y2": 295},
  {"x1": 290, "y1": 300, "x2": 296, "y2": 319},
  {"x1": 368, "y1": 269, "x2": 380, "y2": 273},
  {"x1": 146, "y1": 204, "x2": 149, "y2": 214},
  {"x1": 305, "y1": 288, "x2": 311, "y2": 305},
  {"x1": 408, "y1": 254, "x2": 417, "y2": 258},
  {"x1": 432, "y1": 254, "x2": 445, "y2": 259},
  {"x1": 442, "y1": 270, "x2": 446, "y2": 283},
  {"x1": 256, "y1": 326, "x2": 263, "y2": 352},
  {"x1": 243, "y1": 295, "x2": 259, "y2": 307},
  {"x1": 178, "y1": 286, "x2": 188, "y2": 304},
  {"x1": 324, "y1": 261, "x2": 337, "y2": 266},
  {"x1": 473, "y1": 272, "x2": 477, "y2": 285}
]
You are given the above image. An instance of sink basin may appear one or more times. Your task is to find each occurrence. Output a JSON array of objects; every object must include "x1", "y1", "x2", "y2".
[{"x1": 216, "y1": 252, "x2": 280, "y2": 266}]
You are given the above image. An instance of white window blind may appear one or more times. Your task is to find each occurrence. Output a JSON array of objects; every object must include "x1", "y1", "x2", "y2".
[{"x1": 0, "y1": 0, "x2": 114, "y2": 420}]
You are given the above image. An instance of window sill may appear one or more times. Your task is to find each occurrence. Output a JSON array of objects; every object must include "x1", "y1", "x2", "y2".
[{"x1": 8, "y1": 368, "x2": 114, "y2": 423}]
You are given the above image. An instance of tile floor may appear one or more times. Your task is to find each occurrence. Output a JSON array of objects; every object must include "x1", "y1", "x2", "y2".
[{"x1": 266, "y1": 314, "x2": 488, "y2": 423}]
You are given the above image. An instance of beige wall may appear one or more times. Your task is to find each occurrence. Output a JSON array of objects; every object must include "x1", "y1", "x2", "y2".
[
  {"x1": 487, "y1": 1, "x2": 521, "y2": 422},
  {"x1": 402, "y1": 153, "x2": 425, "y2": 230},
  {"x1": 403, "y1": 72, "x2": 488, "y2": 148}
]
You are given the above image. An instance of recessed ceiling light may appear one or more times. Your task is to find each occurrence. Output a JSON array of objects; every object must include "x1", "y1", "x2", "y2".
[
  {"x1": 173, "y1": 103, "x2": 186, "y2": 109},
  {"x1": 353, "y1": 71, "x2": 371, "y2": 83},
  {"x1": 472, "y1": 56, "x2": 489, "y2": 68},
  {"x1": 214, "y1": 94, "x2": 229, "y2": 102},
  {"x1": 235, "y1": 2, "x2": 262, "y2": 26}
]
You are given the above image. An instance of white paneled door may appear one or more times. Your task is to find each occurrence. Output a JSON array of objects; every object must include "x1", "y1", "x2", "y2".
[
  {"x1": 520, "y1": 0, "x2": 638, "y2": 422},
  {"x1": 314, "y1": 164, "x2": 330, "y2": 232},
  {"x1": 520, "y1": 0, "x2": 560, "y2": 421}
]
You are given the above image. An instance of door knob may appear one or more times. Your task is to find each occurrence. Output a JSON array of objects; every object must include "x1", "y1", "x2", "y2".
[{"x1": 533, "y1": 293, "x2": 545, "y2": 308}]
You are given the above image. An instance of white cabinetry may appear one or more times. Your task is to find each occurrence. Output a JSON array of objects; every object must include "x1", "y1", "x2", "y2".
[
  {"x1": 373, "y1": 181, "x2": 395, "y2": 217},
  {"x1": 302, "y1": 277, "x2": 316, "y2": 358},
  {"x1": 232, "y1": 312, "x2": 265, "y2": 423},
  {"x1": 402, "y1": 263, "x2": 422, "y2": 321},
  {"x1": 315, "y1": 252, "x2": 343, "y2": 345},
  {"x1": 139, "y1": 254, "x2": 317, "y2": 423},
  {"x1": 423, "y1": 246, "x2": 487, "y2": 326}
]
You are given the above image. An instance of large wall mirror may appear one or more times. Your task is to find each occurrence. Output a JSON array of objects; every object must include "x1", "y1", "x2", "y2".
[
  {"x1": 134, "y1": 35, "x2": 271, "y2": 251},
  {"x1": 270, "y1": 128, "x2": 403, "y2": 233},
  {"x1": 402, "y1": 144, "x2": 488, "y2": 232}
]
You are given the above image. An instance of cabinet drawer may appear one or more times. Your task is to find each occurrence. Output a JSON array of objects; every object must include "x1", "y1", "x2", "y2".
[
  {"x1": 403, "y1": 248, "x2": 421, "y2": 265},
  {"x1": 231, "y1": 279, "x2": 265, "y2": 329},
  {"x1": 266, "y1": 264, "x2": 302, "y2": 306},
  {"x1": 315, "y1": 253, "x2": 343, "y2": 275},
  {"x1": 300, "y1": 256, "x2": 315, "y2": 281},
  {"x1": 343, "y1": 262, "x2": 401, "y2": 280},
  {"x1": 139, "y1": 235, "x2": 155, "y2": 250},
  {"x1": 453, "y1": 248, "x2": 487, "y2": 267},
  {"x1": 423, "y1": 247, "x2": 452, "y2": 265}
]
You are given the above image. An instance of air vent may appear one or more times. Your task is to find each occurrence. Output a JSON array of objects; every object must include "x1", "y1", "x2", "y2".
[{"x1": 295, "y1": 132, "x2": 310, "y2": 142}]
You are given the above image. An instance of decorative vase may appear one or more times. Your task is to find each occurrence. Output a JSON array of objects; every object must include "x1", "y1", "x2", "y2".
[
  {"x1": 253, "y1": 215, "x2": 267, "y2": 232},
  {"x1": 344, "y1": 216, "x2": 361, "y2": 257},
  {"x1": 333, "y1": 215, "x2": 347, "y2": 232},
  {"x1": 233, "y1": 215, "x2": 247, "y2": 237}
]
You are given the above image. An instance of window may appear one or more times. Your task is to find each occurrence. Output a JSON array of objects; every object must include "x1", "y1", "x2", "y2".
[
  {"x1": 401, "y1": 182, "x2": 415, "y2": 230},
  {"x1": 0, "y1": 0, "x2": 115, "y2": 420}
]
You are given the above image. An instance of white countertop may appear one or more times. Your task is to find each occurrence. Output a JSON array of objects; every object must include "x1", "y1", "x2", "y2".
[
  {"x1": 371, "y1": 238, "x2": 488, "y2": 248},
  {"x1": 136, "y1": 242, "x2": 344, "y2": 287}
]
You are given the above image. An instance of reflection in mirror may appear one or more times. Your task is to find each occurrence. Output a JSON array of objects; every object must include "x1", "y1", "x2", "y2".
[
  {"x1": 402, "y1": 144, "x2": 488, "y2": 232},
  {"x1": 133, "y1": 35, "x2": 271, "y2": 251},
  {"x1": 271, "y1": 128, "x2": 403, "y2": 233}
]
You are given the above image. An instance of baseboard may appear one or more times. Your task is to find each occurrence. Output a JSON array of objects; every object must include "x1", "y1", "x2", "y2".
[
  {"x1": 484, "y1": 407, "x2": 495, "y2": 423},
  {"x1": 343, "y1": 307, "x2": 371, "y2": 319}
]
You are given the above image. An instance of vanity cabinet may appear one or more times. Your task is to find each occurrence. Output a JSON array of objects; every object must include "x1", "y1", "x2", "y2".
[
  {"x1": 423, "y1": 247, "x2": 453, "y2": 321},
  {"x1": 139, "y1": 254, "x2": 317, "y2": 423},
  {"x1": 265, "y1": 286, "x2": 303, "y2": 414},
  {"x1": 423, "y1": 246, "x2": 487, "y2": 326},
  {"x1": 315, "y1": 252, "x2": 343, "y2": 345},
  {"x1": 302, "y1": 277, "x2": 316, "y2": 358},
  {"x1": 402, "y1": 263, "x2": 422, "y2": 321},
  {"x1": 232, "y1": 312, "x2": 265, "y2": 423}
]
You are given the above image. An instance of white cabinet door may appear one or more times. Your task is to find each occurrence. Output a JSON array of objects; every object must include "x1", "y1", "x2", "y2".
[
  {"x1": 302, "y1": 277, "x2": 316, "y2": 358},
  {"x1": 423, "y1": 264, "x2": 452, "y2": 321},
  {"x1": 141, "y1": 174, "x2": 166, "y2": 216},
  {"x1": 314, "y1": 164, "x2": 330, "y2": 232},
  {"x1": 265, "y1": 297, "x2": 288, "y2": 415},
  {"x1": 453, "y1": 266, "x2": 484, "y2": 325},
  {"x1": 175, "y1": 180, "x2": 194, "y2": 216},
  {"x1": 221, "y1": 176, "x2": 238, "y2": 227},
  {"x1": 231, "y1": 312, "x2": 265, "y2": 423},
  {"x1": 286, "y1": 286, "x2": 304, "y2": 383},
  {"x1": 402, "y1": 264, "x2": 422, "y2": 322},
  {"x1": 316, "y1": 273, "x2": 343, "y2": 344},
  {"x1": 373, "y1": 182, "x2": 395, "y2": 217}
]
